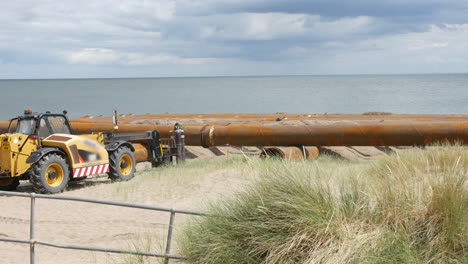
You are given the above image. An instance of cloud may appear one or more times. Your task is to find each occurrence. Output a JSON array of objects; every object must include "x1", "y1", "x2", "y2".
[
  {"x1": 0, "y1": 0, "x2": 468, "y2": 77},
  {"x1": 310, "y1": 23, "x2": 468, "y2": 73},
  {"x1": 196, "y1": 13, "x2": 375, "y2": 41},
  {"x1": 118, "y1": 0, "x2": 176, "y2": 21},
  {"x1": 65, "y1": 48, "x2": 213, "y2": 65}
]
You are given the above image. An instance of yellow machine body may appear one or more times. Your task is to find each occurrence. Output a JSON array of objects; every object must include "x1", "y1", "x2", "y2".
[
  {"x1": 0, "y1": 132, "x2": 109, "y2": 178},
  {"x1": 0, "y1": 133, "x2": 39, "y2": 177},
  {"x1": 42, "y1": 133, "x2": 109, "y2": 169}
]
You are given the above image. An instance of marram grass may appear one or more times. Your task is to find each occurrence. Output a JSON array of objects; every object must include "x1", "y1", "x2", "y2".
[{"x1": 180, "y1": 145, "x2": 467, "y2": 264}]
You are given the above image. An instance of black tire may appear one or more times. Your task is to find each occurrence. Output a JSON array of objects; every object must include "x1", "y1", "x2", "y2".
[
  {"x1": 30, "y1": 153, "x2": 70, "y2": 194},
  {"x1": 0, "y1": 178, "x2": 20, "y2": 191},
  {"x1": 108, "y1": 146, "x2": 136, "y2": 181}
]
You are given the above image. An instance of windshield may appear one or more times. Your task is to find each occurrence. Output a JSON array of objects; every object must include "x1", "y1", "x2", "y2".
[
  {"x1": 15, "y1": 118, "x2": 37, "y2": 135},
  {"x1": 8, "y1": 115, "x2": 71, "y2": 136}
]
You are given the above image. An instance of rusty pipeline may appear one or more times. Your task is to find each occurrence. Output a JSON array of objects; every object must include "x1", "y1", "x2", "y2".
[
  {"x1": 132, "y1": 143, "x2": 149, "y2": 163},
  {"x1": 303, "y1": 146, "x2": 320, "y2": 159},
  {"x1": 77, "y1": 113, "x2": 468, "y2": 120},
  {"x1": 57, "y1": 120, "x2": 468, "y2": 147},
  {"x1": 260, "y1": 146, "x2": 319, "y2": 160},
  {"x1": 1, "y1": 117, "x2": 467, "y2": 148},
  {"x1": 261, "y1": 147, "x2": 305, "y2": 160},
  {"x1": 67, "y1": 121, "x2": 468, "y2": 147},
  {"x1": 199, "y1": 121, "x2": 468, "y2": 147},
  {"x1": 74, "y1": 113, "x2": 468, "y2": 123}
]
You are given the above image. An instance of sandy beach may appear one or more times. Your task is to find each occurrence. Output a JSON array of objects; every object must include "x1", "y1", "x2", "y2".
[{"x1": 0, "y1": 156, "x2": 255, "y2": 264}]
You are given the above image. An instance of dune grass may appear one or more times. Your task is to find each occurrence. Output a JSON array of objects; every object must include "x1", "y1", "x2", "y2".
[
  {"x1": 107, "y1": 155, "x2": 251, "y2": 202},
  {"x1": 119, "y1": 232, "x2": 165, "y2": 264},
  {"x1": 180, "y1": 145, "x2": 467, "y2": 263}
]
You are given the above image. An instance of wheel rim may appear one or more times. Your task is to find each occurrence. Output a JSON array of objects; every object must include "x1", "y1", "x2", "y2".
[
  {"x1": 0, "y1": 178, "x2": 15, "y2": 187},
  {"x1": 45, "y1": 163, "x2": 64, "y2": 187},
  {"x1": 119, "y1": 154, "x2": 133, "y2": 176}
]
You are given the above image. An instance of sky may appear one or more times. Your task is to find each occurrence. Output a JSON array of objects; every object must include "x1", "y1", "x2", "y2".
[{"x1": 1, "y1": 0, "x2": 468, "y2": 79}]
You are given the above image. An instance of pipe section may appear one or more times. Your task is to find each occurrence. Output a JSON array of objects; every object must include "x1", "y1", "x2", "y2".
[
  {"x1": 132, "y1": 143, "x2": 149, "y2": 163},
  {"x1": 261, "y1": 147, "x2": 304, "y2": 160},
  {"x1": 58, "y1": 120, "x2": 468, "y2": 147},
  {"x1": 304, "y1": 146, "x2": 320, "y2": 159},
  {"x1": 1, "y1": 116, "x2": 466, "y2": 147},
  {"x1": 199, "y1": 122, "x2": 468, "y2": 147},
  {"x1": 77, "y1": 113, "x2": 468, "y2": 121}
]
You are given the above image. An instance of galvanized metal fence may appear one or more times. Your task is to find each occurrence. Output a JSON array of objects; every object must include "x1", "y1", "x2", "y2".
[{"x1": 0, "y1": 190, "x2": 206, "y2": 264}]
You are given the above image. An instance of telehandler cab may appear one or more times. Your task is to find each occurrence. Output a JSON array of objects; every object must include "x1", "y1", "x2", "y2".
[{"x1": 0, "y1": 109, "x2": 166, "y2": 194}]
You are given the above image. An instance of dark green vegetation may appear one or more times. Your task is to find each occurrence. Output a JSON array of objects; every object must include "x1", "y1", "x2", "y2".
[{"x1": 181, "y1": 145, "x2": 467, "y2": 263}]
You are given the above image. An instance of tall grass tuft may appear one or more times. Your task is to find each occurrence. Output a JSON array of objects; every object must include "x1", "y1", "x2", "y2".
[{"x1": 180, "y1": 145, "x2": 467, "y2": 263}]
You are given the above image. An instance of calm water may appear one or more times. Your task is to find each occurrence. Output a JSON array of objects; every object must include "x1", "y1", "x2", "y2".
[{"x1": 0, "y1": 74, "x2": 466, "y2": 120}]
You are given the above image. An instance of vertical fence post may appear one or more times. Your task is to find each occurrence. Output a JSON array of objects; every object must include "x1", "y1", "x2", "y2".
[
  {"x1": 164, "y1": 210, "x2": 176, "y2": 264},
  {"x1": 30, "y1": 193, "x2": 36, "y2": 264}
]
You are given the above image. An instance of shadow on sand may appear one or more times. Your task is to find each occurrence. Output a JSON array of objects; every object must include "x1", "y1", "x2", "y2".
[{"x1": 15, "y1": 175, "x2": 115, "y2": 194}]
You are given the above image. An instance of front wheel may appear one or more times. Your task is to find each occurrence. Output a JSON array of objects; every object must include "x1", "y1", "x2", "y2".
[
  {"x1": 30, "y1": 153, "x2": 70, "y2": 194},
  {"x1": 0, "y1": 178, "x2": 20, "y2": 191},
  {"x1": 108, "y1": 146, "x2": 136, "y2": 181}
]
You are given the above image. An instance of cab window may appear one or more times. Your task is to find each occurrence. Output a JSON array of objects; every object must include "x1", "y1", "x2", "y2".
[
  {"x1": 38, "y1": 116, "x2": 71, "y2": 137},
  {"x1": 15, "y1": 119, "x2": 36, "y2": 135}
]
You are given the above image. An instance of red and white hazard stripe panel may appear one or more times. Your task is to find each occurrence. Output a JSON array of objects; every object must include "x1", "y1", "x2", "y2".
[{"x1": 73, "y1": 164, "x2": 109, "y2": 178}]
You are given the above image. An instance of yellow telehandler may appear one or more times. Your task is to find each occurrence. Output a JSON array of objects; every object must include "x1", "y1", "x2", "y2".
[{"x1": 0, "y1": 109, "x2": 167, "y2": 194}]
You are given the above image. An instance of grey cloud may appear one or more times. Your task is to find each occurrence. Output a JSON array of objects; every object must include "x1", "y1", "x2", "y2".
[
  {"x1": 175, "y1": 0, "x2": 468, "y2": 36},
  {"x1": 0, "y1": 0, "x2": 467, "y2": 78},
  {"x1": 180, "y1": 0, "x2": 468, "y2": 21}
]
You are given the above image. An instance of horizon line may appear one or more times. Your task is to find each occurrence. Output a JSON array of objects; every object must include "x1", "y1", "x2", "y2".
[{"x1": 1, "y1": 72, "x2": 467, "y2": 81}]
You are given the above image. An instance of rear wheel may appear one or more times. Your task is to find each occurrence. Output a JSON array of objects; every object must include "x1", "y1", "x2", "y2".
[
  {"x1": 108, "y1": 146, "x2": 136, "y2": 181},
  {"x1": 0, "y1": 178, "x2": 20, "y2": 191},
  {"x1": 30, "y1": 153, "x2": 70, "y2": 194}
]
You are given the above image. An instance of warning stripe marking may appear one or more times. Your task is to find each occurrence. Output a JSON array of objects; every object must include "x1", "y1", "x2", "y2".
[{"x1": 73, "y1": 164, "x2": 110, "y2": 178}]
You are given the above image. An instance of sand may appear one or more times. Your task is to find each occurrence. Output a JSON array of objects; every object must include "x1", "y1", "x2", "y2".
[{"x1": 0, "y1": 158, "x2": 254, "y2": 264}]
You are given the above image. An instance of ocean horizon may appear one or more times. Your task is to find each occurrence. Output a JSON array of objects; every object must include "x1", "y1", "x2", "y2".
[
  {"x1": 1, "y1": 72, "x2": 467, "y2": 81},
  {"x1": 0, "y1": 73, "x2": 466, "y2": 120}
]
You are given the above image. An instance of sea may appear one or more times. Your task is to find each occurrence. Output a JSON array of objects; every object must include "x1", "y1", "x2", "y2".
[{"x1": 0, "y1": 74, "x2": 466, "y2": 120}]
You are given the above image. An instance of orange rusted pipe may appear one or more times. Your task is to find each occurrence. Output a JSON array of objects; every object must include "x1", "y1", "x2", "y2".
[
  {"x1": 74, "y1": 113, "x2": 468, "y2": 123},
  {"x1": 2, "y1": 117, "x2": 467, "y2": 147},
  {"x1": 304, "y1": 146, "x2": 320, "y2": 159},
  {"x1": 68, "y1": 120, "x2": 466, "y2": 147},
  {"x1": 2, "y1": 113, "x2": 466, "y2": 133},
  {"x1": 261, "y1": 147, "x2": 305, "y2": 160},
  {"x1": 132, "y1": 143, "x2": 149, "y2": 162},
  {"x1": 77, "y1": 113, "x2": 468, "y2": 119},
  {"x1": 199, "y1": 122, "x2": 468, "y2": 147},
  {"x1": 259, "y1": 146, "x2": 318, "y2": 160},
  {"x1": 49, "y1": 120, "x2": 468, "y2": 147},
  {"x1": 0, "y1": 121, "x2": 9, "y2": 132}
]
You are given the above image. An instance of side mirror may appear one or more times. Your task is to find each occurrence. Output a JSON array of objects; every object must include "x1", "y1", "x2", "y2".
[{"x1": 63, "y1": 110, "x2": 68, "y2": 115}]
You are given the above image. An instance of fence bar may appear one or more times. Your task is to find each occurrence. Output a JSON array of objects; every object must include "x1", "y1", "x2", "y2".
[
  {"x1": 0, "y1": 191, "x2": 205, "y2": 216},
  {"x1": 164, "y1": 211, "x2": 176, "y2": 264},
  {"x1": 35, "y1": 240, "x2": 186, "y2": 259},
  {"x1": 0, "y1": 236, "x2": 185, "y2": 260},
  {"x1": 30, "y1": 193, "x2": 35, "y2": 264},
  {"x1": 0, "y1": 237, "x2": 30, "y2": 244}
]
